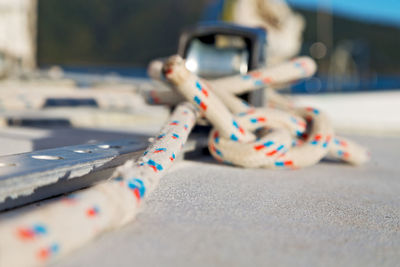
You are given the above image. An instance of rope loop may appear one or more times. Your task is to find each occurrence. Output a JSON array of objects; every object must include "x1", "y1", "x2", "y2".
[{"x1": 161, "y1": 55, "x2": 368, "y2": 169}]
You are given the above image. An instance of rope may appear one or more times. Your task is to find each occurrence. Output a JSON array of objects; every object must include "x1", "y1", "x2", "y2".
[
  {"x1": 0, "y1": 103, "x2": 198, "y2": 266},
  {"x1": 0, "y1": 55, "x2": 369, "y2": 266},
  {"x1": 146, "y1": 56, "x2": 317, "y2": 106},
  {"x1": 158, "y1": 55, "x2": 369, "y2": 169}
]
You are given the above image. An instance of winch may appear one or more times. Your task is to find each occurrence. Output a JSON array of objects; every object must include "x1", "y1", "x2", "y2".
[{"x1": 178, "y1": 22, "x2": 267, "y2": 106}]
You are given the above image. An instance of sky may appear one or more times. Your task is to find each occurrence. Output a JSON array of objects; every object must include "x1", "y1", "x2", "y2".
[{"x1": 286, "y1": 0, "x2": 400, "y2": 27}]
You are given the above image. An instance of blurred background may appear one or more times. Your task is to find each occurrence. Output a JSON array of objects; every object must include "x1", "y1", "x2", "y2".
[{"x1": 1, "y1": 0, "x2": 399, "y2": 93}]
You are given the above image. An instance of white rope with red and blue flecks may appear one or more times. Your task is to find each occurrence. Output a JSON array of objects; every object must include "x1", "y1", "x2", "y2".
[
  {"x1": 0, "y1": 102, "x2": 198, "y2": 267},
  {"x1": 146, "y1": 56, "x2": 317, "y2": 107},
  {"x1": 0, "y1": 55, "x2": 369, "y2": 267},
  {"x1": 160, "y1": 55, "x2": 369, "y2": 168}
]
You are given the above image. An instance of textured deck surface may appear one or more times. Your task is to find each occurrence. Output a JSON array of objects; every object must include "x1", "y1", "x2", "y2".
[{"x1": 54, "y1": 135, "x2": 400, "y2": 267}]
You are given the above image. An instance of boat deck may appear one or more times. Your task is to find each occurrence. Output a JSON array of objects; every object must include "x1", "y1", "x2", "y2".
[
  {"x1": 51, "y1": 134, "x2": 400, "y2": 267},
  {"x1": 0, "y1": 89, "x2": 399, "y2": 266}
]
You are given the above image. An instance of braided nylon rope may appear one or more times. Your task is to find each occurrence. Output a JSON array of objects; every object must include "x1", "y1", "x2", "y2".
[
  {"x1": 146, "y1": 57, "x2": 318, "y2": 107},
  {"x1": 160, "y1": 55, "x2": 369, "y2": 168},
  {"x1": 0, "y1": 103, "x2": 197, "y2": 266},
  {"x1": 0, "y1": 55, "x2": 368, "y2": 266}
]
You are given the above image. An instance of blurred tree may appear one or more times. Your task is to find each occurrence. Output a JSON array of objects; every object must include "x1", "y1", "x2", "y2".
[
  {"x1": 38, "y1": 0, "x2": 400, "y2": 74},
  {"x1": 38, "y1": 0, "x2": 207, "y2": 66},
  {"x1": 295, "y1": 7, "x2": 400, "y2": 75}
]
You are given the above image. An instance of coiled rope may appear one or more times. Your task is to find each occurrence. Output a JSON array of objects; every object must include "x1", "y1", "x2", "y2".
[
  {"x1": 156, "y1": 55, "x2": 369, "y2": 169},
  {"x1": 0, "y1": 55, "x2": 368, "y2": 266}
]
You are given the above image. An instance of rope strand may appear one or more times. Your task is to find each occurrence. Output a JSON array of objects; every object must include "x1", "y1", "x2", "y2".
[{"x1": 0, "y1": 103, "x2": 198, "y2": 266}]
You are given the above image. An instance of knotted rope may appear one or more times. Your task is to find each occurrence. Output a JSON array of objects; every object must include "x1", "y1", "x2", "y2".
[
  {"x1": 156, "y1": 55, "x2": 369, "y2": 169},
  {"x1": 0, "y1": 55, "x2": 368, "y2": 266}
]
